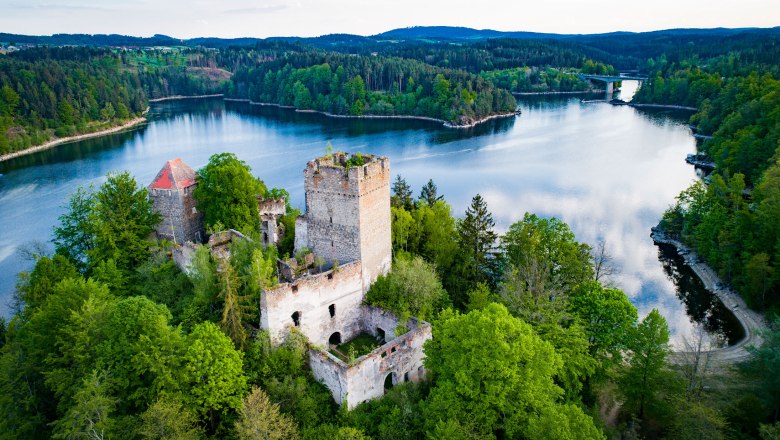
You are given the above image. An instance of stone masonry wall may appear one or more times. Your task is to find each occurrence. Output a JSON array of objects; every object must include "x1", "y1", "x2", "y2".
[
  {"x1": 357, "y1": 157, "x2": 392, "y2": 285},
  {"x1": 309, "y1": 310, "x2": 432, "y2": 409},
  {"x1": 300, "y1": 155, "x2": 391, "y2": 287},
  {"x1": 149, "y1": 185, "x2": 203, "y2": 244},
  {"x1": 303, "y1": 162, "x2": 361, "y2": 266},
  {"x1": 260, "y1": 261, "x2": 365, "y2": 346}
]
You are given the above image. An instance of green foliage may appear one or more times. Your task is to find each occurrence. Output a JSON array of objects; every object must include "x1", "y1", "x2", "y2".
[
  {"x1": 481, "y1": 66, "x2": 593, "y2": 93},
  {"x1": 347, "y1": 383, "x2": 426, "y2": 440},
  {"x1": 138, "y1": 397, "x2": 205, "y2": 440},
  {"x1": 501, "y1": 213, "x2": 594, "y2": 297},
  {"x1": 50, "y1": 370, "x2": 117, "y2": 440},
  {"x1": 419, "y1": 179, "x2": 443, "y2": 207},
  {"x1": 178, "y1": 321, "x2": 247, "y2": 420},
  {"x1": 569, "y1": 281, "x2": 638, "y2": 363},
  {"x1": 618, "y1": 309, "x2": 671, "y2": 419},
  {"x1": 235, "y1": 386, "x2": 300, "y2": 440},
  {"x1": 231, "y1": 56, "x2": 516, "y2": 125},
  {"x1": 15, "y1": 254, "x2": 79, "y2": 313},
  {"x1": 391, "y1": 175, "x2": 413, "y2": 210},
  {"x1": 423, "y1": 304, "x2": 603, "y2": 438},
  {"x1": 365, "y1": 255, "x2": 449, "y2": 321},
  {"x1": 193, "y1": 152, "x2": 267, "y2": 233},
  {"x1": 450, "y1": 194, "x2": 498, "y2": 305},
  {"x1": 53, "y1": 186, "x2": 96, "y2": 271}
]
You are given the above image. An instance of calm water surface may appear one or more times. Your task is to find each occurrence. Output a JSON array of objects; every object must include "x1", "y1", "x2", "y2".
[{"x1": 0, "y1": 83, "x2": 741, "y2": 347}]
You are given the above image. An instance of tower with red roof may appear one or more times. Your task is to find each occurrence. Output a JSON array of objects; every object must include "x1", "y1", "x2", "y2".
[{"x1": 148, "y1": 158, "x2": 204, "y2": 244}]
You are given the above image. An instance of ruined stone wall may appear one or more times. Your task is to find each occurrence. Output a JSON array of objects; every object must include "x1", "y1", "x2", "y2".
[
  {"x1": 149, "y1": 185, "x2": 203, "y2": 244},
  {"x1": 303, "y1": 162, "x2": 361, "y2": 266},
  {"x1": 300, "y1": 155, "x2": 391, "y2": 287},
  {"x1": 294, "y1": 216, "x2": 308, "y2": 253},
  {"x1": 357, "y1": 157, "x2": 392, "y2": 284},
  {"x1": 308, "y1": 311, "x2": 432, "y2": 409},
  {"x1": 260, "y1": 261, "x2": 365, "y2": 346}
]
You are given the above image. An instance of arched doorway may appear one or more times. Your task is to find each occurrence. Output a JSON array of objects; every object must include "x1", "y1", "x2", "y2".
[
  {"x1": 329, "y1": 332, "x2": 342, "y2": 345},
  {"x1": 384, "y1": 372, "x2": 395, "y2": 392}
]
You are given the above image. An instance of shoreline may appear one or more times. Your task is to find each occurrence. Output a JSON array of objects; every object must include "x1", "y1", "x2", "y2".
[
  {"x1": 513, "y1": 89, "x2": 603, "y2": 96},
  {"x1": 0, "y1": 112, "x2": 148, "y2": 163},
  {"x1": 149, "y1": 94, "x2": 224, "y2": 103},
  {"x1": 617, "y1": 102, "x2": 698, "y2": 111},
  {"x1": 651, "y1": 226, "x2": 767, "y2": 363},
  {"x1": 224, "y1": 98, "x2": 521, "y2": 128}
]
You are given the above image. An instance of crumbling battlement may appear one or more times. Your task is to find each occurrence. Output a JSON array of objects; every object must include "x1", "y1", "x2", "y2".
[
  {"x1": 309, "y1": 309, "x2": 432, "y2": 409},
  {"x1": 261, "y1": 261, "x2": 365, "y2": 346},
  {"x1": 257, "y1": 197, "x2": 286, "y2": 216}
]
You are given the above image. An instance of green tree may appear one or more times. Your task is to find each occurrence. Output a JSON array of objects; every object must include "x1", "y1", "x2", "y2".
[
  {"x1": 453, "y1": 194, "x2": 498, "y2": 301},
  {"x1": 138, "y1": 397, "x2": 205, "y2": 440},
  {"x1": 419, "y1": 179, "x2": 443, "y2": 207},
  {"x1": 193, "y1": 153, "x2": 267, "y2": 233},
  {"x1": 391, "y1": 175, "x2": 413, "y2": 210},
  {"x1": 179, "y1": 322, "x2": 247, "y2": 427},
  {"x1": 234, "y1": 386, "x2": 299, "y2": 440},
  {"x1": 569, "y1": 281, "x2": 638, "y2": 363},
  {"x1": 50, "y1": 370, "x2": 117, "y2": 440},
  {"x1": 53, "y1": 186, "x2": 96, "y2": 271},
  {"x1": 619, "y1": 309, "x2": 671, "y2": 419},
  {"x1": 219, "y1": 261, "x2": 249, "y2": 349},
  {"x1": 88, "y1": 172, "x2": 161, "y2": 275},
  {"x1": 365, "y1": 256, "x2": 449, "y2": 321},
  {"x1": 423, "y1": 304, "x2": 603, "y2": 438},
  {"x1": 500, "y1": 213, "x2": 593, "y2": 297}
]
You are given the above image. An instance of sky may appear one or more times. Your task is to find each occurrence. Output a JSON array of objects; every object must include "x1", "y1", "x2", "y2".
[{"x1": 0, "y1": 0, "x2": 778, "y2": 39}]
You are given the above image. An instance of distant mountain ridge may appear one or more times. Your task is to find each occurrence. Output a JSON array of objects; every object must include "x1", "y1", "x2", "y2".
[{"x1": 2, "y1": 25, "x2": 779, "y2": 48}]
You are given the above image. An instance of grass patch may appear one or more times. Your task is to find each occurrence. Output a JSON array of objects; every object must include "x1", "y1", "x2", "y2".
[{"x1": 329, "y1": 333, "x2": 380, "y2": 362}]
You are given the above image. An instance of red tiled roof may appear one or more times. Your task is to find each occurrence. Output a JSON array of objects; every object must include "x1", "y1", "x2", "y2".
[{"x1": 149, "y1": 158, "x2": 197, "y2": 189}]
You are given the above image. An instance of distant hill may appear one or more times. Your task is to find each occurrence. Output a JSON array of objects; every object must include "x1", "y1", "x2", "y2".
[{"x1": 373, "y1": 26, "x2": 563, "y2": 40}]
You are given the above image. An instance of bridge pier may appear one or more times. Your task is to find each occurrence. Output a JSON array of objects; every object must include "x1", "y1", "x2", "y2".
[{"x1": 605, "y1": 81, "x2": 614, "y2": 100}]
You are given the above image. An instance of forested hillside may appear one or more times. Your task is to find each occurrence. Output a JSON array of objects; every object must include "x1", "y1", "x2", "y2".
[{"x1": 0, "y1": 47, "x2": 228, "y2": 154}]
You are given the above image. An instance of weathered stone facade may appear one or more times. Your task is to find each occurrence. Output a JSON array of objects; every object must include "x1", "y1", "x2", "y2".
[
  {"x1": 296, "y1": 153, "x2": 392, "y2": 287},
  {"x1": 308, "y1": 311, "x2": 431, "y2": 409},
  {"x1": 260, "y1": 152, "x2": 429, "y2": 408},
  {"x1": 148, "y1": 159, "x2": 204, "y2": 245},
  {"x1": 258, "y1": 197, "x2": 286, "y2": 247}
]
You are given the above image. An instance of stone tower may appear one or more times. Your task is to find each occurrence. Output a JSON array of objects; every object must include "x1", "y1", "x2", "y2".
[
  {"x1": 148, "y1": 158, "x2": 204, "y2": 244},
  {"x1": 295, "y1": 152, "x2": 391, "y2": 287}
]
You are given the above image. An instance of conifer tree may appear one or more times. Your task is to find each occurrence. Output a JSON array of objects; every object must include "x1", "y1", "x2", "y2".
[
  {"x1": 419, "y1": 179, "x2": 443, "y2": 207},
  {"x1": 391, "y1": 175, "x2": 414, "y2": 211}
]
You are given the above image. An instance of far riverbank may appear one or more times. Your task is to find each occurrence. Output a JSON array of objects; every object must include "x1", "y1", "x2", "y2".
[
  {"x1": 0, "y1": 112, "x2": 148, "y2": 163},
  {"x1": 224, "y1": 98, "x2": 521, "y2": 129}
]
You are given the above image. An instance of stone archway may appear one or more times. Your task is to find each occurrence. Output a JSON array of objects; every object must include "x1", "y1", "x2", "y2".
[
  {"x1": 329, "y1": 332, "x2": 342, "y2": 345},
  {"x1": 384, "y1": 372, "x2": 395, "y2": 392}
]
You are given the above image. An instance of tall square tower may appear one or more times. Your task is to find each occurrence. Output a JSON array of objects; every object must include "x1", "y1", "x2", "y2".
[{"x1": 297, "y1": 152, "x2": 391, "y2": 287}]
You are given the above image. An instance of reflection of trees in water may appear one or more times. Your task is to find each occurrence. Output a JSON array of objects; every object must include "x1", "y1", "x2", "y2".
[
  {"x1": 657, "y1": 243, "x2": 744, "y2": 346},
  {"x1": 227, "y1": 101, "x2": 516, "y2": 144},
  {"x1": 0, "y1": 125, "x2": 148, "y2": 174}
]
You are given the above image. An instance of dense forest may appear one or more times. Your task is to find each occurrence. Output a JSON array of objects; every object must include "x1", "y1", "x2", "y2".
[{"x1": 0, "y1": 47, "x2": 228, "y2": 154}]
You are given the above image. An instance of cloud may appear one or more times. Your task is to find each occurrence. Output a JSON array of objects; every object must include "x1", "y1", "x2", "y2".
[{"x1": 6, "y1": 2, "x2": 111, "y2": 11}]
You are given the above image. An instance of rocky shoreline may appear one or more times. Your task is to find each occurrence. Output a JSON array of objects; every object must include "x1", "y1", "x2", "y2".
[
  {"x1": 224, "y1": 98, "x2": 521, "y2": 128},
  {"x1": 148, "y1": 94, "x2": 224, "y2": 102},
  {"x1": 651, "y1": 226, "x2": 767, "y2": 363}
]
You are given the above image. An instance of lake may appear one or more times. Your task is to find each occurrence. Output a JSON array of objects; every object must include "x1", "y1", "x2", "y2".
[{"x1": 0, "y1": 83, "x2": 742, "y2": 347}]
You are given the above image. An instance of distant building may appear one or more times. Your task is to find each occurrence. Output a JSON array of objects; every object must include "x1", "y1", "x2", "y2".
[{"x1": 148, "y1": 158, "x2": 204, "y2": 244}]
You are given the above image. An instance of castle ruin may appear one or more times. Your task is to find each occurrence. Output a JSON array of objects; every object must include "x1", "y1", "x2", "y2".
[{"x1": 149, "y1": 153, "x2": 430, "y2": 410}]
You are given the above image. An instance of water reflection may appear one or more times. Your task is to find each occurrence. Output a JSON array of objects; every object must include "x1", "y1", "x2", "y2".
[{"x1": 0, "y1": 95, "x2": 739, "y2": 347}]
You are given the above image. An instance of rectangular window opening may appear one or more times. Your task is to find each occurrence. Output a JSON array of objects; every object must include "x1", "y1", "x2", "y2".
[{"x1": 328, "y1": 304, "x2": 335, "y2": 318}]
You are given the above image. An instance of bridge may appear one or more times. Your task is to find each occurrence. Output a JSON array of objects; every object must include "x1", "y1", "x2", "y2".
[{"x1": 577, "y1": 73, "x2": 649, "y2": 98}]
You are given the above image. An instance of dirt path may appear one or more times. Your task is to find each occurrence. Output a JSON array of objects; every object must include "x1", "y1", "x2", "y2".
[{"x1": 651, "y1": 227, "x2": 767, "y2": 365}]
